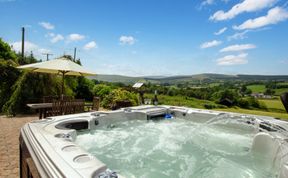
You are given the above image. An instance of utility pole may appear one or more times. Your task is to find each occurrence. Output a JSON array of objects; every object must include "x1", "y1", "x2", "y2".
[
  {"x1": 73, "y1": 47, "x2": 77, "y2": 61},
  {"x1": 21, "y1": 27, "x2": 25, "y2": 60},
  {"x1": 42, "y1": 53, "x2": 53, "y2": 61}
]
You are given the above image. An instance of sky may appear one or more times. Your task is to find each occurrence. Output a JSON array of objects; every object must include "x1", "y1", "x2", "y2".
[{"x1": 0, "y1": 0, "x2": 288, "y2": 76}]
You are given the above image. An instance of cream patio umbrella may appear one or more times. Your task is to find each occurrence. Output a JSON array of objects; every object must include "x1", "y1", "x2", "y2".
[{"x1": 17, "y1": 57, "x2": 96, "y2": 95}]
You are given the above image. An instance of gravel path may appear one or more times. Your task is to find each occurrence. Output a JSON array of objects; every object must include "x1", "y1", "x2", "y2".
[{"x1": 0, "y1": 115, "x2": 37, "y2": 178}]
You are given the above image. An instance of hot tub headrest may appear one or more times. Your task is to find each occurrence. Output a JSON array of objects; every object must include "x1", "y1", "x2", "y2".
[{"x1": 55, "y1": 119, "x2": 88, "y2": 130}]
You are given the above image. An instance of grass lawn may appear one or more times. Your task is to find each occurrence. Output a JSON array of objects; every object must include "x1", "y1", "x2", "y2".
[
  {"x1": 259, "y1": 99, "x2": 286, "y2": 112},
  {"x1": 274, "y1": 88, "x2": 288, "y2": 96},
  {"x1": 145, "y1": 94, "x2": 216, "y2": 109},
  {"x1": 247, "y1": 84, "x2": 266, "y2": 93},
  {"x1": 214, "y1": 107, "x2": 288, "y2": 120}
]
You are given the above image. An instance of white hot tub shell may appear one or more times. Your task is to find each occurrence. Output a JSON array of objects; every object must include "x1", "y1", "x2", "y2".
[{"x1": 20, "y1": 105, "x2": 288, "y2": 178}]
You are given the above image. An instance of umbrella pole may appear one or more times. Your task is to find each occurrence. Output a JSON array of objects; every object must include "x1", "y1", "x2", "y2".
[{"x1": 61, "y1": 72, "x2": 65, "y2": 99}]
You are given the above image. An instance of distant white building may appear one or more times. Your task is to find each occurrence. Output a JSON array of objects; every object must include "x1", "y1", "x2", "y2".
[
  {"x1": 250, "y1": 93, "x2": 272, "y2": 99},
  {"x1": 132, "y1": 82, "x2": 144, "y2": 88}
]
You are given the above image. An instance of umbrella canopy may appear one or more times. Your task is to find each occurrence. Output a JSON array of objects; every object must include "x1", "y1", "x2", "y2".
[{"x1": 17, "y1": 57, "x2": 96, "y2": 95}]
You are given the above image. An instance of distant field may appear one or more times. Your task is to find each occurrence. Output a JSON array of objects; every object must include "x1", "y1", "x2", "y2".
[
  {"x1": 277, "y1": 82, "x2": 288, "y2": 86},
  {"x1": 208, "y1": 83, "x2": 221, "y2": 87},
  {"x1": 247, "y1": 84, "x2": 266, "y2": 93},
  {"x1": 274, "y1": 88, "x2": 288, "y2": 96},
  {"x1": 145, "y1": 94, "x2": 217, "y2": 109},
  {"x1": 259, "y1": 99, "x2": 286, "y2": 112}
]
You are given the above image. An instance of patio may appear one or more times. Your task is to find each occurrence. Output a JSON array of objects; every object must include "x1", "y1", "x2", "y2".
[
  {"x1": 0, "y1": 115, "x2": 37, "y2": 177},
  {"x1": 0, "y1": 108, "x2": 107, "y2": 177}
]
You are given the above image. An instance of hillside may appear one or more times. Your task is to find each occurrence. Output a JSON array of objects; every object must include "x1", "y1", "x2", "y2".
[
  {"x1": 89, "y1": 75, "x2": 143, "y2": 83},
  {"x1": 89, "y1": 74, "x2": 288, "y2": 84}
]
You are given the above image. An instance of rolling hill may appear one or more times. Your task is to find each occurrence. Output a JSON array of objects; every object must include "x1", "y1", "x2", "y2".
[{"x1": 89, "y1": 73, "x2": 288, "y2": 84}]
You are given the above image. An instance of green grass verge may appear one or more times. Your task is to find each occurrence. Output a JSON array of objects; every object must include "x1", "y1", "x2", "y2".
[
  {"x1": 259, "y1": 99, "x2": 286, "y2": 112},
  {"x1": 145, "y1": 94, "x2": 217, "y2": 109},
  {"x1": 274, "y1": 88, "x2": 288, "y2": 96},
  {"x1": 247, "y1": 84, "x2": 266, "y2": 93}
]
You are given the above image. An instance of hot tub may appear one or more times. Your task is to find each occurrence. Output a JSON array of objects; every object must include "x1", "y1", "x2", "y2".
[{"x1": 20, "y1": 105, "x2": 288, "y2": 178}]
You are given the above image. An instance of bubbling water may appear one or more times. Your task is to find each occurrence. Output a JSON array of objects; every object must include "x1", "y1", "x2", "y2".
[{"x1": 75, "y1": 117, "x2": 278, "y2": 178}]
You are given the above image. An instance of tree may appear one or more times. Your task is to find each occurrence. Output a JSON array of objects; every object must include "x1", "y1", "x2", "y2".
[
  {"x1": 264, "y1": 88, "x2": 275, "y2": 95},
  {"x1": 213, "y1": 89, "x2": 240, "y2": 106},
  {"x1": 92, "y1": 84, "x2": 113, "y2": 99},
  {"x1": 0, "y1": 38, "x2": 17, "y2": 61},
  {"x1": 74, "y1": 77, "x2": 94, "y2": 101},
  {"x1": 239, "y1": 85, "x2": 252, "y2": 95},
  {"x1": 0, "y1": 39, "x2": 19, "y2": 111}
]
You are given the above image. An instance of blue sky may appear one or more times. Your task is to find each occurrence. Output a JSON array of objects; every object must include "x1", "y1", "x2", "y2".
[{"x1": 0, "y1": 0, "x2": 288, "y2": 76}]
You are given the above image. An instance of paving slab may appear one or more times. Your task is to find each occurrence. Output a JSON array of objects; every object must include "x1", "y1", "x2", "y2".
[{"x1": 0, "y1": 115, "x2": 38, "y2": 178}]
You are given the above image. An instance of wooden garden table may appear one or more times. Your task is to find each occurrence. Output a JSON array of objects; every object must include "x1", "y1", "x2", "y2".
[
  {"x1": 27, "y1": 103, "x2": 52, "y2": 119},
  {"x1": 27, "y1": 102, "x2": 93, "y2": 119}
]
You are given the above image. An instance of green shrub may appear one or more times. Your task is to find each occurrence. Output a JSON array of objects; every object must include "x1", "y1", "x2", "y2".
[
  {"x1": 237, "y1": 97, "x2": 267, "y2": 110},
  {"x1": 74, "y1": 77, "x2": 94, "y2": 101},
  {"x1": 212, "y1": 89, "x2": 240, "y2": 105},
  {"x1": 102, "y1": 89, "x2": 139, "y2": 109},
  {"x1": 238, "y1": 98, "x2": 250, "y2": 109},
  {"x1": 247, "y1": 97, "x2": 260, "y2": 108},
  {"x1": 92, "y1": 84, "x2": 113, "y2": 99}
]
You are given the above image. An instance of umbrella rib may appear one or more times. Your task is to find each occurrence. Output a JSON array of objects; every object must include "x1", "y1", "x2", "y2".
[{"x1": 32, "y1": 68, "x2": 39, "y2": 72}]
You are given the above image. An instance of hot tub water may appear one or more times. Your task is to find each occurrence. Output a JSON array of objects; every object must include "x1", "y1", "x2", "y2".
[{"x1": 75, "y1": 115, "x2": 278, "y2": 178}]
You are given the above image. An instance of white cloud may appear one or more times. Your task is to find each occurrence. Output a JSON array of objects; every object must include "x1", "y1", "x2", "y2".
[
  {"x1": 227, "y1": 31, "x2": 249, "y2": 41},
  {"x1": 201, "y1": 0, "x2": 229, "y2": 7},
  {"x1": 220, "y1": 44, "x2": 256, "y2": 52},
  {"x1": 210, "y1": 0, "x2": 276, "y2": 21},
  {"x1": 50, "y1": 33, "x2": 64, "y2": 43},
  {"x1": 39, "y1": 21, "x2": 55, "y2": 30},
  {"x1": 11, "y1": 41, "x2": 38, "y2": 53},
  {"x1": 46, "y1": 32, "x2": 54, "y2": 38},
  {"x1": 53, "y1": 35, "x2": 64, "y2": 42},
  {"x1": 233, "y1": 7, "x2": 288, "y2": 30},
  {"x1": 201, "y1": 0, "x2": 214, "y2": 6},
  {"x1": 217, "y1": 53, "x2": 248, "y2": 65},
  {"x1": 83, "y1": 41, "x2": 97, "y2": 50},
  {"x1": 227, "y1": 28, "x2": 270, "y2": 41},
  {"x1": 200, "y1": 40, "x2": 222, "y2": 49},
  {"x1": 67, "y1": 33, "x2": 85, "y2": 41},
  {"x1": 10, "y1": 41, "x2": 53, "y2": 59},
  {"x1": 214, "y1": 27, "x2": 227, "y2": 35},
  {"x1": 119, "y1": 35, "x2": 135, "y2": 45}
]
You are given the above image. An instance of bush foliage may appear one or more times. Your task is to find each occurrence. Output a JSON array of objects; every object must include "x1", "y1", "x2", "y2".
[{"x1": 102, "y1": 89, "x2": 139, "y2": 109}]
